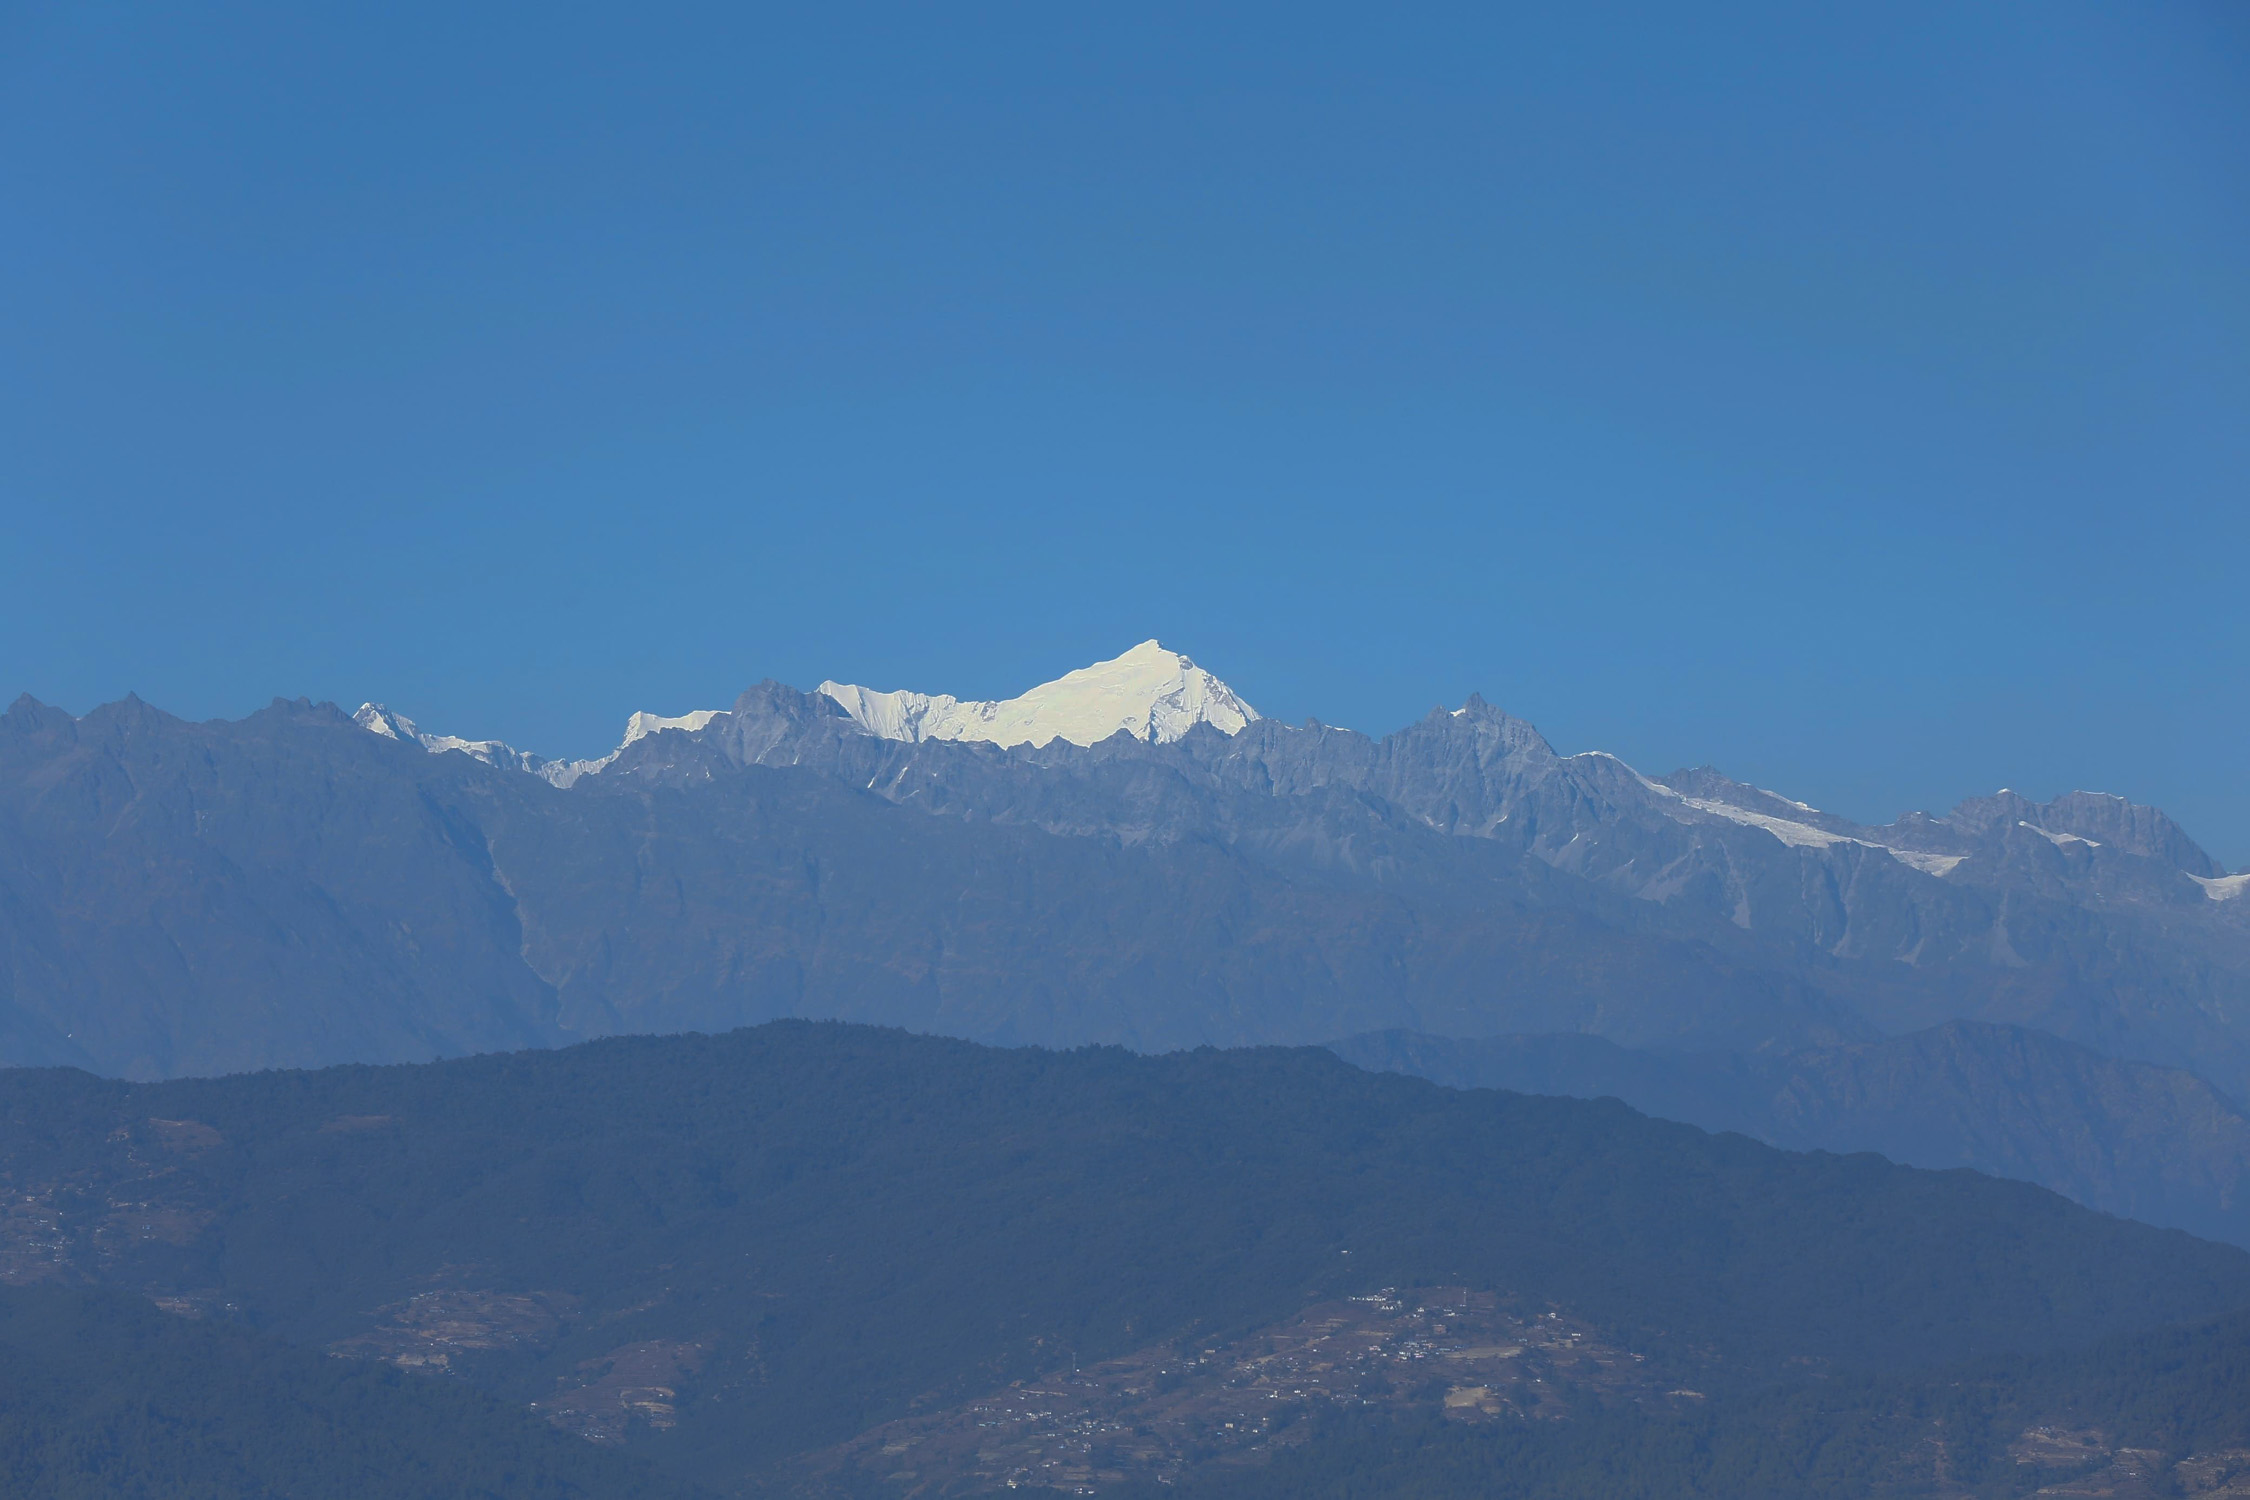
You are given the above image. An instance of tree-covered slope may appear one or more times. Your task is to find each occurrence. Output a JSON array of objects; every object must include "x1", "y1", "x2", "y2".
[
  {"x1": 1, "y1": 1023, "x2": 2245, "y2": 1492},
  {"x1": 1145, "y1": 1304, "x2": 2250, "y2": 1500},
  {"x1": 0, "y1": 1283, "x2": 692, "y2": 1500},
  {"x1": 1335, "y1": 1021, "x2": 2250, "y2": 1247}
]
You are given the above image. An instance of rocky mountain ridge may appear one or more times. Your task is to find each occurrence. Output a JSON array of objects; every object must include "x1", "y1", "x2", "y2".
[
  {"x1": 606, "y1": 679, "x2": 2248, "y2": 1028},
  {"x1": 3, "y1": 667, "x2": 2245, "y2": 1114},
  {"x1": 360, "y1": 645, "x2": 2233, "y2": 893},
  {"x1": 349, "y1": 639, "x2": 1262, "y2": 787}
]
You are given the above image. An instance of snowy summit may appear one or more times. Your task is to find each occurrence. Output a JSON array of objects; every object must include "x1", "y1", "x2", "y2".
[
  {"x1": 353, "y1": 641, "x2": 1257, "y2": 780},
  {"x1": 820, "y1": 640, "x2": 1259, "y2": 749},
  {"x1": 354, "y1": 702, "x2": 552, "y2": 777},
  {"x1": 353, "y1": 702, "x2": 720, "y2": 787}
]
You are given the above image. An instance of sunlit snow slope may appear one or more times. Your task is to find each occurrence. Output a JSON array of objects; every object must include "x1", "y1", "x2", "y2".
[{"x1": 819, "y1": 640, "x2": 1259, "y2": 748}]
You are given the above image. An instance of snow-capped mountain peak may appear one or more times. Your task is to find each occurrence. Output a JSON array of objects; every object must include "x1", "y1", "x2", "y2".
[
  {"x1": 353, "y1": 703, "x2": 416, "y2": 742},
  {"x1": 355, "y1": 642, "x2": 1252, "y2": 776},
  {"x1": 353, "y1": 702, "x2": 721, "y2": 787},
  {"x1": 353, "y1": 702, "x2": 550, "y2": 775},
  {"x1": 819, "y1": 640, "x2": 1259, "y2": 749},
  {"x1": 539, "y1": 709, "x2": 726, "y2": 787},
  {"x1": 621, "y1": 709, "x2": 722, "y2": 747}
]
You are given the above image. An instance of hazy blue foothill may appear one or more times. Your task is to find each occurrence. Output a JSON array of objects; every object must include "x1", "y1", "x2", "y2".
[
  {"x1": 3, "y1": 1021, "x2": 2248, "y2": 1496},
  {"x1": 1333, "y1": 1022, "x2": 2250, "y2": 1249},
  {"x1": 0, "y1": 1283, "x2": 694, "y2": 1500}
]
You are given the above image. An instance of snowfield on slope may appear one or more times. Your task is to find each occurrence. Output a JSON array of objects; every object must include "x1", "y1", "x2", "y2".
[{"x1": 820, "y1": 639, "x2": 1259, "y2": 748}]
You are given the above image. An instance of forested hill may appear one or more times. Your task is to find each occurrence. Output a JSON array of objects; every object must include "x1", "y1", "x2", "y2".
[
  {"x1": 1, "y1": 1022, "x2": 2246, "y2": 1494},
  {"x1": 1333, "y1": 1022, "x2": 2250, "y2": 1248},
  {"x1": 1151, "y1": 1305, "x2": 2250, "y2": 1500},
  {"x1": 0, "y1": 1282, "x2": 691, "y2": 1500}
]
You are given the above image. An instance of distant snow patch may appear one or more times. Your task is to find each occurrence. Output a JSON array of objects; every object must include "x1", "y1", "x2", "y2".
[
  {"x1": 1608, "y1": 758, "x2": 1961, "y2": 874},
  {"x1": 1887, "y1": 849, "x2": 1967, "y2": 877},
  {"x1": 1678, "y1": 797, "x2": 1852, "y2": 850},
  {"x1": 353, "y1": 703, "x2": 550, "y2": 776},
  {"x1": 353, "y1": 700, "x2": 721, "y2": 788},
  {"x1": 2021, "y1": 821, "x2": 2100, "y2": 849},
  {"x1": 2191, "y1": 873, "x2": 2250, "y2": 903}
]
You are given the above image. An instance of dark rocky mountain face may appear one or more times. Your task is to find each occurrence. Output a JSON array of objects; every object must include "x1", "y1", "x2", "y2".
[
  {"x1": 0, "y1": 695, "x2": 565, "y2": 1078},
  {"x1": 2, "y1": 684, "x2": 2245, "y2": 1100},
  {"x1": 606, "y1": 682, "x2": 2250, "y2": 1087}
]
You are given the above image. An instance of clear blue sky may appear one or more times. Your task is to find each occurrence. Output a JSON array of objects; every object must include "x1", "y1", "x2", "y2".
[{"x1": 5, "y1": 2, "x2": 2246, "y2": 863}]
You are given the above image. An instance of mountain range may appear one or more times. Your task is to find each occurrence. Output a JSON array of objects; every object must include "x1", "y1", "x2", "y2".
[{"x1": 4, "y1": 641, "x2": 2248, "y2": 1245}]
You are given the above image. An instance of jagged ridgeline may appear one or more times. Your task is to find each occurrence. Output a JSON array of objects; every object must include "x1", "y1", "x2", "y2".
[
  {"x1": 3, "y1": 641, "x2": 2244, "y2": 1095},
  {"x1": 1, "y1": 1022, "x2": 2247, "y2": 1497}
]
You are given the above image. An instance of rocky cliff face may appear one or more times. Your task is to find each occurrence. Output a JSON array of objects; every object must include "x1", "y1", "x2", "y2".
[{"x1": 0, "y1": 695, "x2": 567, "y2": 1078}]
